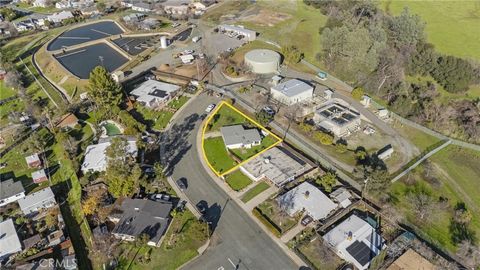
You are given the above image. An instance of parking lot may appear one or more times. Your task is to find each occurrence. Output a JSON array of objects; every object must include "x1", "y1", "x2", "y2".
[
  {"x1": 55, "y1": 43, "x2": 128, "y2": 79},
  {"x1": 47, "y1": 21, "x2": 124, "y2": 51},
  {"x1": 113, "y1": 36, "x2": 161, "y2": 55},
  {"x1": 202, "y1": 29, "x2": 246, "y2": 57}
]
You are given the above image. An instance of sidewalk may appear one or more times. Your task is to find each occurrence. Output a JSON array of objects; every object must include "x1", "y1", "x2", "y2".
[
  {"x1": 195, "y1": 116, "x2": 308, "y2": 268},
  {"x1": 244, "y1": 185, "x2": 278, "y2": 211},
  {"x1": 166, "y1": 176, "x2": 202, "y2": 219},
  {"x1": 280, "y1": 221, "x2": 307, "y2": 243}
]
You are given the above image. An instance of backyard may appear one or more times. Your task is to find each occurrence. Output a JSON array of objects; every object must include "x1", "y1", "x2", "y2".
[
  {"x1": 206, "y1": 103, "x2": 247, "y2": 132},
  {"x1": 135, "y1": 95, "x2": 190, "y2": 130},
  {"x1": 256, "y1": 199, "x2": 300, "y2": 235},
  {"x1": 229, "y1": 135, "x2": 279, "y2": 160},
  {"x1": 296, "y1": 235, "x2": 343, "y2": 270},
  {"x1": 225, "y1": 169, "x2": 252, "y2": 191},
  {"x1": 203, "y1": 137, "x2": 238, "y2": 174}
]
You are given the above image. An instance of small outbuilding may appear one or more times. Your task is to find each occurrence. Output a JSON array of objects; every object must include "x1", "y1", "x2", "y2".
[
  {"x1": 270, "y1": 79, "x2": 313, "y2": 105},
  {"x1": 25, "y1": 153, "x2": 42, "y2": 168},
  {"x1": 32, "y1": 169, "x2": 48, "y2": 184}
]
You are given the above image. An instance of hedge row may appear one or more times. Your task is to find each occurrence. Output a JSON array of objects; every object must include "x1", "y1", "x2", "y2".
[{"x1": 252, "y1": 207, "x2": 282, "y2": 237}]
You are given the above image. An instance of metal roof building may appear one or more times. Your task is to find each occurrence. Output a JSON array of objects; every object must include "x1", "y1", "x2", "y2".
[{"x1": 271, "y1": 79, "x2": 314, "y2": 105}]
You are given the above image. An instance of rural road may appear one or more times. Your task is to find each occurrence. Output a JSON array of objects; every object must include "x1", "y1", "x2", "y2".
[{"x1": 160, "y1": 93, "x2": 299, "y2": 270}]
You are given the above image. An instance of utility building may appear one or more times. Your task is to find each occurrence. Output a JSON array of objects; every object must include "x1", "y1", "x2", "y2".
[{"x1": 270, "y1": 79, "x2": 314, "y2": 105}]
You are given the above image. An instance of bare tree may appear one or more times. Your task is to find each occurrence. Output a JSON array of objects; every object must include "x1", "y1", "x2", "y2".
[
  {"x1": 406, "y1": 189, "x2": 437, "y2": 221},
  {"x1": 456, "y1": 240, "x2": 480, "y2": 269}
]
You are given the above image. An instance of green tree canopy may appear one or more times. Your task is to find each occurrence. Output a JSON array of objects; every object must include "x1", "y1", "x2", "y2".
[
  {"x1": 87, "y1": 66, "x2": 123, "y2": 111},
  {"x1": 315, "y1": 172, "x2": 337, "y2": 192}
]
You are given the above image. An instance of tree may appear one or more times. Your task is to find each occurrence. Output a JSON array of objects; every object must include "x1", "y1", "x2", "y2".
[
  {"x1": 388, "y1": 7, "x2": 425, "y2": 49},
  {"x1": 255, "y1": 110, "x2": 273, "y2": 126},
  {"x1": 351, "y1": 87, "x2": 364, "y2": 100},
  {"x1": 299, "y1": 122, "x2": 314, "y2": 133},
  {"x1": 87, "y1": 66, "x2": 123, "y2": 112},
  {"x1": 335, "y1": 142, "x2": 348, "y2": 153},
  {"x1": 4, "y1": 70, "x2": 23, "y2": 89},
  {"x1": 237, "y1": 86, "x2": 251, "y2": 94},
  {"x1": 45, "y1": 207, "x2": 59, "y2": 228},
  {"x1": 406, "y1": 186, "x2": 436, "y2": 220},
  {"x1": 316, "y1": 172, "x2": 337, "y2": 192},
  {"x1": 135, "y1": 233, "x2": 150, "y2": 248},
  {"x1": 313, "y1": 131, "x2": 334, "y2": 145},
  {"x1": 281, "y1": 45, "x2": 304, "y2": 63},
  {"x1": 105, "y1": 137, "x2": 141, "y2": 197}
]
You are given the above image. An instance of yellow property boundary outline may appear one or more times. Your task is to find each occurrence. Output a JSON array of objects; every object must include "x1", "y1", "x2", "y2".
[{"x1": 201, "y1": 101, "x2": 283, "y2": 177}]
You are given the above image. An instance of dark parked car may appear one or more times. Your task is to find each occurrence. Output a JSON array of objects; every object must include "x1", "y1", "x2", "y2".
[
  {"x1": 301, "y1": 215, "x2": 314, "y2": 226},
  {"x1": 176, "y1": 178, "x2": 187, "y2": 191},
  {"x1": 196, "y1": 200, "x2": 208, "y2": 215}
]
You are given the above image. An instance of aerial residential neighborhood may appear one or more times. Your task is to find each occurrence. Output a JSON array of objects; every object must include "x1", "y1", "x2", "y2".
[{"x1": 0, "y1": 0, "x2": 479, "y2": 270}]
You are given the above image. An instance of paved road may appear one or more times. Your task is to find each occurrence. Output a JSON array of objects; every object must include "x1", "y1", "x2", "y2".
[{"x1": 161, "y1": 93, "x2": 299, "y2": 270}]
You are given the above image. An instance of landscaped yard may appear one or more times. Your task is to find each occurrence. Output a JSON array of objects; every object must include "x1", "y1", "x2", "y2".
[
  {"x1": 206, "y1": 103, "x2": 247, "y2": 132},
  {"x1": 241, "y1": 182, "x2": 270, "y2": 203},
  {"x1": 168, "y1": 95, "x2": 190, "y2": 110},
  {"x1": 297, "y1": 237, "x2": 343, "y2": 270},
  {"x1": 203, "y1": 137, "x2": 238, "y2": 174},
  {"x1": 382, "y1": 1, "x2": 480, "y2": 60},
  {"x1": 135, "y1": 96, "x2": 190, "y2": 130},
  {"x1": 128, "y1": 210, "x2": 208, "y2": 270},
  {"x1": 225, "y1": 169, "x2": 252, "y2": 191},
  {"x1": 256, "y1": 199, "x2": 300, "y2": 235},
  {"x1": 229, "y1": 135, "x2": 278, "y2": 160}
]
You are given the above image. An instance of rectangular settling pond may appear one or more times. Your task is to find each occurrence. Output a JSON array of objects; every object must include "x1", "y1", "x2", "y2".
[{"x1": 54, "y1": 43, "x2": 128, "y2": 79}]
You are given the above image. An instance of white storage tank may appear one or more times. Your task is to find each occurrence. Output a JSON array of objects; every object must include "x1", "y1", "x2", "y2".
[
  {"x1": 160, "y1": 36, "x2": 168, "y2": 49},
  {"x1": 244, "y1": 49, "x2": 281, "y2": 74}
]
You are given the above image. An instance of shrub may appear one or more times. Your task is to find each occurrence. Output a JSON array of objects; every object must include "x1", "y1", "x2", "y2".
[
  {"x1": 351, "y1": 87, "x2": 364, "y2": 100},
  {"x1": 252, "y1": 208, "x2": 282, "y2": 237},
  {"x1": 313, "y1": 131, "x2": 334, "y2": 145}
]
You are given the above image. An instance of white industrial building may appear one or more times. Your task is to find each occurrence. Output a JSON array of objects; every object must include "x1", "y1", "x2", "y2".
[
  {"x1": 270, "y1": 79, "x2": 314, "y2": 105},
  {"x1": 218, "y1": 24, "x2": 256, "y2": 41},
  {"x1": 130, "y1": 79, "x2": 180, "y2": 109},
  {"x1": 323, "y1": 214, "x2": 386, "y2": 270},
  {"x1": 0, "y1": 219, "x2": 22, "y2": 260},
  {"x1": 81, "y1": 137, "x2": 138, "y2": 173},
  {"x1": 313, "y1": 99, "x2": 361, "y2": 137},
  {"x1": 277, "y1": 182, "x2": 337, "y2": 220},
  {"x1": 244, "y1": 49, "x2": 281, "y2": 74},
  {"x1": 240, "y1": 146, "x2": 313, "y2": 187}
]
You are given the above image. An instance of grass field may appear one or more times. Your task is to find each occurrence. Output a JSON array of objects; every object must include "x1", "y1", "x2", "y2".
[
  {"x1": 203, "y1": 137, "x2": 238, "y2": 174},
  {"x1": 382, "y1": 0, "x2": 480, "y2": 60},
  {"x1": 388, "y1": 145, "x2": 480, "y2": 253},
  {"x1": 206, "y1": 104, "x2": 247, "y2": 131},
  {"x1": 392, "y1": 120, "x2": 441, "y2": 152},
  {"x1": 225, "y1": 169, "x2": 252, "y2": 191},
  {"x1": 241, "y1": 181, "x2": 270, "y2": 203},
  {"x1": 229, "y1": 135, "x2": 278, "y2": 160}
]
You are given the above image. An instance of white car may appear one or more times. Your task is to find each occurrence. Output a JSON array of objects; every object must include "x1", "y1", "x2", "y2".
[
  {"x1": 205, "y1": 104, "x2": 216, "y2": 113},
  {"x1": 183, "y1": 49, "x2": 194, "y2": 55}
]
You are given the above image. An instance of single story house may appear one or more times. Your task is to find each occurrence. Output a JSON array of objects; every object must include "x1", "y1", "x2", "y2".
[
  {"x1": 0, "y1": 219, "x2": 22, "y2": 260},
  {"x1": 25, "y1": 153, "x2": 42, "y2": 168},
  {"x1": 240, "y1": 146, "x2": 313, "y2": 187},
  {"x1": 81, "y1": 137, "x2": 138, "y2": 173},
  {"x1": 0, "y1": 178, "x2": 25, "y2": 207},
  {"x1": 323, "y1": 214, "x2": 386, "y2": 270},
  {"x1": 270, "y1": 79, "x2": 313, "y2": 105},
  {"x1": 218, "y1": 24, "x2": 256, "y2": 41},
  {"x1": 32, "y1": 169, "x2": 48, "y2": 184},
  {"x1": 387, "y1": 249, "x2": 434, "y2": 270},
  {"x1": 110, "y1": 198, "x2": 173, "y2": 247},
  {"x1": 47, "y1": 11, "x2": 74, "y2": 24},
  {"x1": 130, "y1": 79, "x2": 181, "y2": 109},
  {"x1": 132, "y1": 2, "x2": 153, "y2": 12},
  {"x1": 220, "y1": 125, "x2": 262, "y2": 149},
  {"x1": 17, "y1": 187, "x2": 56, "y2": 215},
  {"x1": 56, "y1": 113, "x2": 78, "y2": 130},
  {"x1": 277, "y1": 182, "x2": 337, "y2": 220},
  {"x1": 163, "y1": 0, "x2": 190, "y2": 15}
]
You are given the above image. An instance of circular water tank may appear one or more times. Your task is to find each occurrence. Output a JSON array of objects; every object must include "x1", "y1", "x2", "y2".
[
  {"x1": 160, "y1": 36, "x2": 168, "y2": 49},
  {"x1": 244, "y1": 49, "x2": 281, "y2": 74}
]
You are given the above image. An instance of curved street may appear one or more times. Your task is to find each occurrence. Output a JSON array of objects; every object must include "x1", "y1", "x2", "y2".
[{"x1": 160, "y1": 93, "x2": 299, "y2": 270}]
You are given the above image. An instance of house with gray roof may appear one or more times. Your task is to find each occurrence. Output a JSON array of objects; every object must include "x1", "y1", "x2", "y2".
[
  {"x1": 0, "y1": 179, "x2": 25, "y2": 207},
  {"x1": 110, "y1": 198, "x2": 173, "y2": 247},
  {"x1": 131, "y1": 79, "x2": 181, "y2": 109},
  {"x1": 220, "y1": 125, "x2": 262, "y2": 149},
  {"x1": 271, "y1": 79, "x2": 313, "y2": 105},
  {"x1": 0, "y1": 219, "x2": 22, "y2": 260},
  {"x1": 17, "y1": 187, "x2": 56, "y2": 215}
]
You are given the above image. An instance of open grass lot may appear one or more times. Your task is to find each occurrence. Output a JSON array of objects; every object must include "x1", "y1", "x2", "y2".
[
  {"x1": 238, "y1": 0, "x2": 328, "y2": 68},
  {"x1": 297, "y1": 237, "x2": 343, "y2": 270},
  {"x1": 257, "y1": 199, "x2": 300, "y2": 235},
  {"x1": 128, "y1": 210, "x2": 207, "y2": 270},
  {"x1": 241, "y1": 181, "x2": 270, "y2": 203},
  {"x1": 16, "y1": 2, "x2": 59, "y2": 13},
  {"x1": 392, "y1": 120, "x2": 441, "y2": 152},
  {"x1": 225, "y1": 169, "x2": 252, "y2": 191},
  {"x1": 206, "y1": 103, "x2": 247, "y2": 131},
  {"x1": 230, "y1": 135, "x2": 279, "y2": 160},
  {"x1": 203, "y1": 137, "x2": 238, "y2": 174},
  {"x1": 382, "y1": 1, "x2": 480, "y2": 60},
  {"x1": 387, "y1": 145, "x2": 480, "y2": 253}
]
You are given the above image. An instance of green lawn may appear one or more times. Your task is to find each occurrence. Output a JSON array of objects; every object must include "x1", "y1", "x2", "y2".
[
  {"x1": 393, "y1": 120, "x2": 441, "y2": 152},
  {"x1": 225, "y1": 169, "x2": 252, "y2": 191},
  {"x1": 382, "y1": 0, "x2": 480, "y2": 60},
  {"x1": 168, "y1": 95, "x2": 190, "y2": 110},
  {"x1": 229, "y1": 135, "x2": 279, "y2": 160},
  {"x1": 241, "y1": 182, "x2": 270, "y2": 203},
  {"x1": 206, "y1": 104, "x2": 247, "y2": 132},
  {"x1": 129, "y1": 210, "x2": 207, "y2": 270},
  {"x1": 203, "y1": 137, "x2": 238, "y2": 174},
  {"x1": 16, "y1": 2, "x2": 59, "y2": 13},
  {"x1": 0, "y1": 82, "x2": 17, "y2": 99}
]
